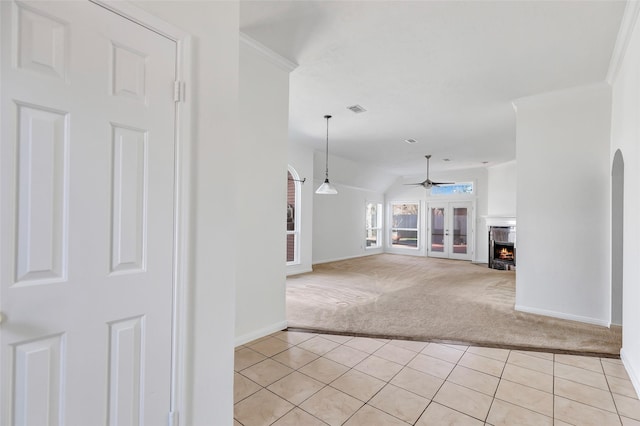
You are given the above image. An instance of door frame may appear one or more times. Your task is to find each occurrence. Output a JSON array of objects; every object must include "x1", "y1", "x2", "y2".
[
  {"x1": 426, "y1": 201, "x2": 475, "y2": 261},
  {"x1": 89, "y1": 1, "x2": 192, "y2": 421}
]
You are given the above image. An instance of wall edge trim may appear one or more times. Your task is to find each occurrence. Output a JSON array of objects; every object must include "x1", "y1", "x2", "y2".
[
  {"x1": 514, "y1": 304, "x2": 610, "y2": 327},
  {"x1": 235, "y1": 321, "x2": 288, "y2": 347},
  {"x1": 287, "y1": 267, "x2": 313, "y2": 277},
  {"x1": 240, "y1": 32, "x2": 298, "y2": 72},
  {"x1": 607, "y1": 1, "x2": 640, "y2": 84},
  {"x1": 621, "y1": 348, "x2": 640, "y2": 398},
  {"x1": 312, "y1": 252, "x2": 381, "y2": 265}
]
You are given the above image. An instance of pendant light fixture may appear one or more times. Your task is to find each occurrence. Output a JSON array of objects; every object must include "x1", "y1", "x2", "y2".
[{"x1": 316, "y1": 114, "x2": 338, "y2": 195}]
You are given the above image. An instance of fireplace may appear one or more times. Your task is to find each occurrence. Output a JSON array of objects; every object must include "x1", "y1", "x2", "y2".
[{"x1": 489, "y1": 226, "x2": 516, "y2": 270}]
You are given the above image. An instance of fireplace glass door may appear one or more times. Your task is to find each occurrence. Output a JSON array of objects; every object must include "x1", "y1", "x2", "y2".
[{"x1": 427, "y1": 202, "x2": 473, "y2": 260}]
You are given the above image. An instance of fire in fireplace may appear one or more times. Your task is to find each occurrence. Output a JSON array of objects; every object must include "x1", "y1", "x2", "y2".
[
  {"x1": 496, "y1": 244, "x2": 514, "y2": 261},
  {"x1": 489, "y1": 226, "x2": 516, "y2": 270}
]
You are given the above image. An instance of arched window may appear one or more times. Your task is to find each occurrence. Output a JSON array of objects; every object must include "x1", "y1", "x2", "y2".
[{"x1": 287, "y1": 166, "x2": 301, "y2": 264}]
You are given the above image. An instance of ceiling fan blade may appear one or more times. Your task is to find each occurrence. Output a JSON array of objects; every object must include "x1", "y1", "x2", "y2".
[{"x1": 404, "y1": 156, "x2": 449, "y2": 189}]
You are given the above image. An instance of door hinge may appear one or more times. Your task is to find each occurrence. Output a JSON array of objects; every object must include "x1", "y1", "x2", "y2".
[
  {"x1": 168, "y1": 410, "x2": 178, "y2": 426},
  {"x1": 173, "y1": 81, "x2": 184, "y2": 102}
]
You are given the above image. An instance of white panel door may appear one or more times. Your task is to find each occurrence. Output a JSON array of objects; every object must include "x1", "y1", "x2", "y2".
[
  {"x1": 1, "y1": 2, "x2": 177, "y2": 425},
  {"x1": 427, "y1": 202, "x2": 473, "y2": 261}
]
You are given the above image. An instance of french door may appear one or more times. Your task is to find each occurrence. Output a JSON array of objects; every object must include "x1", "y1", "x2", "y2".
[{"x1": 427, "y1": 202, "x2": 473, "y2": 260}]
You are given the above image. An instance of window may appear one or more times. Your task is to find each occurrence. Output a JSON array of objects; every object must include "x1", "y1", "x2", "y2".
[
  {"x1": 390, "y1": 202, "x2": 419, "y2": 249},
  {"x1": 287, "y1": 167, "x2": 301, "y2": 264},
  {"x1": 365, "y1": 202, "x2": 382, "y2": 248},
  {"x1": 430, "y1": 182, "x2": 474, "y2": 196}
]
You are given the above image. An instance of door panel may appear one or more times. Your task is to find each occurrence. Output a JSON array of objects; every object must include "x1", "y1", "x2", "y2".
[
  {"x1": 427, "y1": 202, "x2": 473, "y2": 260},
  {"x1": 15, "y1": 103, "x2": 69, "y2": 285},
  {"x1": 1, "y1": 1, "x2": 177, "y2": 424}
]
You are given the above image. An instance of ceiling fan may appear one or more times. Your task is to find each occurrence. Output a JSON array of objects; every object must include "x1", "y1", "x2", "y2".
[{"x1": 405, "y1": 155, "x2": 454, "y2": 188}]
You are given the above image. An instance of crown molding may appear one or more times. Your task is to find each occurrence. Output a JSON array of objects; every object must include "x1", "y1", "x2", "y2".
[
  {"x1": 607, "y1": 0, "x2": 640, "y2": 85},
  {"x1": 512, "y1": 81, "x2": 609, "y2": 107},
  {"x1": 240, "y1": 32, "x2": 298, "y2": 73}
]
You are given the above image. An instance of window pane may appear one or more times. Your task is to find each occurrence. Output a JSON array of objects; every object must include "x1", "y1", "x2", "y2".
[
  {"x1": 391, "y1": 203, "x2": 419, "y2": 249},
  {"x1": 430, "y1": 183, "x2": 473, "y2": 195},
  {"x1": 366, "y1": 229, "x2": 378, "y2": 247},
  {"x1": 392, "y1": 204, "x2": 418, "y2": 229},
  {"x1": 366, "y1": 203, "x2": 378, "y2": 229},
  {"x1": 286, "y1": 233, "x2": 295, "y2": 262},
  {"x1": 391, "y1": 230, "x2": 418, "y2": 247}
]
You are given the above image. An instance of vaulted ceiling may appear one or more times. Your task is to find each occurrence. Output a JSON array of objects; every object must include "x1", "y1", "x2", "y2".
[{"x1": 240, "y1": 1, "x2": 626, "y2": 177}]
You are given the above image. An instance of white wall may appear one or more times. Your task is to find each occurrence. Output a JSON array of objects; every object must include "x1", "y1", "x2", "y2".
[
  {"x1": 384, "y1": 167, "x2": 489, "y2": 263},
  {"x1": 610, "y1": 2, "x2": 640, "y2": 395},
  {"x1": 312, "y1": 153, "x2": 389, "y2": 263},
  {"x1": 236, "y1": 39, "x2": 291, "y2": 343},
  {"x1": 131, "y1": 2, "x2": 238, "y2": 424},
  {"x1": 514, "y1": 84, "x2": 611, "y2": 326},
  {"x1": 487, "y1": 161, "x2": 517, "y2": 217},
  {"x1": 288, "y1": 142, "x2": 314, "y2": 275}
]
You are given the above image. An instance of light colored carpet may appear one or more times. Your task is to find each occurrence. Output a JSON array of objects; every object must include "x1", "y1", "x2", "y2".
[{"x1": 286, "y1": 254, "x2": 621, "y2": 356}]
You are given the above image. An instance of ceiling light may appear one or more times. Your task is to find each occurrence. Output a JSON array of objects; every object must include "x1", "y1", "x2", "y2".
[
  {"x1": 405, "y1": 138, "x2": 418, "y2": 144},
  {"x1": 346, "y1": 104, "x2": 366, "y2": 114},
  {"x1": 316, "y1": 115, "x2": 338, "y2": 195}
]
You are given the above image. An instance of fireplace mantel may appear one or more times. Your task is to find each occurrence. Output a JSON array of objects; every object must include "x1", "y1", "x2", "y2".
[{"x1": 484, "y1": 216, "x2": 516, "y2": 227}]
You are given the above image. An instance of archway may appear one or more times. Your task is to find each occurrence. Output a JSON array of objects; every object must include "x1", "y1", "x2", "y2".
[{"x1": 612, "y1": 149, "x2": 624, "y2": 325}]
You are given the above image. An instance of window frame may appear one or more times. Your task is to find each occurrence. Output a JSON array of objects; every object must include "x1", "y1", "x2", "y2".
[
  {"x1": 429, "y1": 182, "x2": 474, "y2": 196},
  {"x1": 389, "y1": 201, "x2": 420, "y2": 250},
  {"x1": 365, "y1": 201, "x2": 383, "y2": 249},
  {"x1": 286, "y1": 166, "x2": 302, "y2": 265}
]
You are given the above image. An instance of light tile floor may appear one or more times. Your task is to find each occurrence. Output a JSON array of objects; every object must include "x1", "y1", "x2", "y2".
[{"x1": 234, "y1": 331, "x2": 639, "y2": 426}]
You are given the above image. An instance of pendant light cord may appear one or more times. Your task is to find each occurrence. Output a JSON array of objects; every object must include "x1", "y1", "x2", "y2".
[{"x1": 324, "y1": 115, "x2": 331, "y2": 180}]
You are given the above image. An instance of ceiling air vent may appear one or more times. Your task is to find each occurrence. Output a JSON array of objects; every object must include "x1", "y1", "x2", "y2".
[
  {"x1": 346, "y1": 104, "x2": 367, "y2": 114},
  {"x1": 405, "y1": 138, "x2": 418, "y2": 144}
]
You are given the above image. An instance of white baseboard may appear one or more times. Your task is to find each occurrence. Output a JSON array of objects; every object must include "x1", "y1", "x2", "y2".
[
  {"x1": 621, "y1": 348, "x2": 640, "y2": 398},
  {"x1": 286, "y1": 267, "x2": 313, "y2": 276},
  {"x1": 235, "y1": 320, "x2": 288, "y2": 347},
  {"x1": 514, "y1": 304, "x2": 610, "y2": 327},
  {"x1": 312, "y1": 251, "x2": 380, "y2": 265},
  {"x1": 383, "y1": 249, "x2": 425, "y2": 257}
]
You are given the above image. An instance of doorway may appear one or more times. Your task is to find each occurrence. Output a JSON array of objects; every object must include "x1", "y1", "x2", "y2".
[
  {"x1": 427, "y1": 202, "x2": 474, "y2": 260},
  {"x1": 612, "y1": 149, "x2": 624, "y2": 326}
]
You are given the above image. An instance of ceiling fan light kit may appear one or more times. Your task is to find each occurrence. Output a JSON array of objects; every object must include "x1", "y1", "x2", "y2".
[{"x1": 316, "y1": 114, "x2": 338, "y2": 195}]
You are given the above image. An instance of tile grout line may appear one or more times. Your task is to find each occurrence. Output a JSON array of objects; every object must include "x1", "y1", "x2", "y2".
[
  {"x1": 269, "y1": 334, "x2": 336, "y2": 425},
  {"x1": 311, "y1": 336, "x2": 403, "y2": 425},
  {"x1": 602, "y1": 357, "x2": 624, "y2": 425},
  {"x1": 421, "y1": 341, "x2": 495, "y2": 424},
  {"x1": 235, "y1": 331, "x2": 631, "y2": 425},
  {"x1": 552, "y1": 352, "x2": 555, "y2": 423},
  {"x1": 319, "y1": 336, "x2": 437, "y2": 425},
  {"x1": 482, "y1": 348, "x2": 510, "y2": 424},
  {"x1": 244, "y1": 334, "x2": 329, "y2": 424}
]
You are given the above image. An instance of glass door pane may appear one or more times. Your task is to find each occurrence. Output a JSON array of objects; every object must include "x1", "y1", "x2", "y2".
[
  {"x1": 452, "y1": 207, "x2": 468, "y2": 254},
  {"x1": 430, "y1": 207, "x2": 445, "y2": 253}
]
